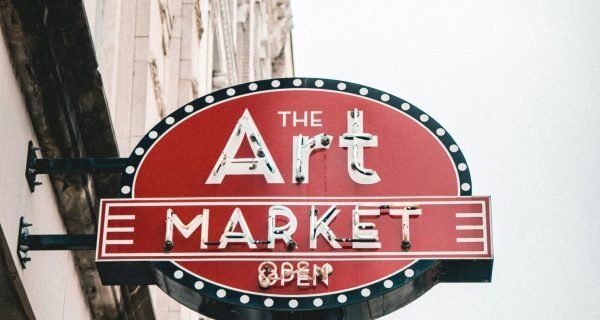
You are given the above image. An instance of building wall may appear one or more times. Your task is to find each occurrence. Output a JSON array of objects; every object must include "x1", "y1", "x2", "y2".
[
  {"x1": 0, "y1": 23, "x2": 92, "y2": 320},
  {"x1": 87, "y1": 0, "x2": 294, "y2": 157},
  {"x1": 0, "y1": 0, "x2": 292, "y2": 318},
  {"x1": 90, "y1": 0, "x2": 293, "y2": 319}
]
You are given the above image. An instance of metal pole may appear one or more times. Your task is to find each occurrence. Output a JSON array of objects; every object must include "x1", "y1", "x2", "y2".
[
  {"x1": 25, "y1": 234, "x2": 97, "y2": 251},
  {"x1": 33, "y1": 157, "x2": 128, "y2": 174},
  {"x1": 25, "y1": 140, "x2": 128, "y2": 191}
]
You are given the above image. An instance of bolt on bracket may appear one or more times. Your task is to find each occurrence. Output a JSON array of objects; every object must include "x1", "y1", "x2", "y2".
[
  {"x1": 25, "y1": 140, "x2": 129, "y2": 192},
  {"x1": 16, "y1": 217, "x2": 97, "y2": 268}
]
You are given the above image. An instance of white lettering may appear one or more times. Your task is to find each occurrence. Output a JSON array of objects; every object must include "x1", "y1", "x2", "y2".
[
  {"x1": 219, "y1": 208, "x2": 257, "y2": 249},
  {"x1": 258, "y1": 261, "x2": 278, "y2": 288},
  {"x1": 279, "y1": 111, "x2": 323, "y2": 127},
  {"x1": 293, "y1": 111, "x2": 308, "y2": 127},
  {"x1": 206, "y1": 109, "x2": 284, "y2": 184},
  {"x1": 339, "y1": 108, "x2": 381, "y2": 184},
  {"x1": 258, "y1": 261, "x2": 333, "y2": 289},
  {"x1": 278, "y1": 111, "x2": 291, "y2": 127},
  {"x1": 292, "y1": 133, "x2": 332, "y2": 183},
  {"x1": 312, "y1": 263, "x2": 332, "y2": 286},
  {"x1": 310, "y1": 111, "x2": 323, "y2": 127},
  {"x1": 267, "y1": 206, "x2": 297, "y2": 249},
  {"x1": 390, "y1": 206, "x2": 422, "y2": 250},
  {"x1": 351, "y1": 206, "x2": 381, "y2": 249},
  {"x1": 280, "y1": 262, "x2": 295, "y2": 286},
  {"x1": 309, "y1": 205, "x2": 341, "y2": 249},
  {"x1": 296, "y1": 261, "x2": 311, "y2": 287},
  {"x1": 164, "y1": 208, "x2": 209, "y2": 249}
]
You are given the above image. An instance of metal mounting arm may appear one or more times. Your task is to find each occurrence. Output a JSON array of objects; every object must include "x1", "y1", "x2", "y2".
[
  {"x1": 17, "y1": 217, "x2": 96, "y2": 268},
  {"x1": 25, "y1": 140, "x2": 128, "y2": 192}
]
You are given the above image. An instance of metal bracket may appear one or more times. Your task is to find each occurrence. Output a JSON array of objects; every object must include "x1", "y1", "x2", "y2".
[
  {"x1": 25, "y1": 140, "x2": 128, "y2": 192},
  {"x1": 17, "y1": 217, "x2": 97, "y2": 268}
]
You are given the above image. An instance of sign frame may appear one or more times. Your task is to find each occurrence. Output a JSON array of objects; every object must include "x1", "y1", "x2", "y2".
[{"x1": 97, "y1": 78, "x2": 492, "y2": 319}]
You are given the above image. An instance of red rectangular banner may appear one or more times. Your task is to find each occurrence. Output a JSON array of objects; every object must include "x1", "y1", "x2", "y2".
[{"x1": 97, "y1": 196, "x2": 492, "y2": 262}]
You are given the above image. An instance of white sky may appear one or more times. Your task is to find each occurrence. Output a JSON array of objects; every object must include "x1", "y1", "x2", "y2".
[{"x1": 291, "y1": 1, "x2": 600, "y2": 319}]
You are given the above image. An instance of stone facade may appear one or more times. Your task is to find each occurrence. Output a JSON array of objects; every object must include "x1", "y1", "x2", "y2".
[
  {"x1": 0, "y1": 0, "x2": 293, "y2": 319},
  {"x1": 86, "y1": 0, "x2": 294, "y2": 156}
]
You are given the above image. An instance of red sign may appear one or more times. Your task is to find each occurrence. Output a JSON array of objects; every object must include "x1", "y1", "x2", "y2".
[{"x1": 96, "y1": 78, "x2": 492, "y2": 319}]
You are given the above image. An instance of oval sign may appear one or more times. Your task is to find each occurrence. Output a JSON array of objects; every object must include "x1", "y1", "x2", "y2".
[{"x1": 97, "y1": 78, "x2": 492, "y2": 319}]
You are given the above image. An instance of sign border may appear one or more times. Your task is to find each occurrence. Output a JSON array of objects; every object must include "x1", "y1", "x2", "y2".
[
  {"x1": 116, "y1": 78, "x2": 476, "y2": 315},
  {"x1": 97, "y1": 197, "x2": 491, "y2": 261}
]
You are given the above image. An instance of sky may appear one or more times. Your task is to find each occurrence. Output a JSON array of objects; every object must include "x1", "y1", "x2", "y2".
[{"x1": 291, "y1": 1, "x2": 600, "y2": 319}]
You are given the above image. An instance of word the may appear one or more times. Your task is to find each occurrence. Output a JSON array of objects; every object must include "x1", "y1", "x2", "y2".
[{"x1": 277, "y1": 111, "x2": 323, "y2": 127}]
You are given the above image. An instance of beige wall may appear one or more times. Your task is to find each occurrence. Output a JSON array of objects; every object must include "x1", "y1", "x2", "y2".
[
  {"x1": 1, "y1": 0, "x2": 292, "y2": 318},
  {"x1": 0, "y1": 22, "x2": 91, "y2": 320},
  {"x1": 87, "y1": 0, "x2": 294, "y2": 155},
  {"x1": 87, "y1": 0, "x2": 212, "y2": 157},
  {"x1": 82, "y1": 0, "x2": 293, "y2": 318}
]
